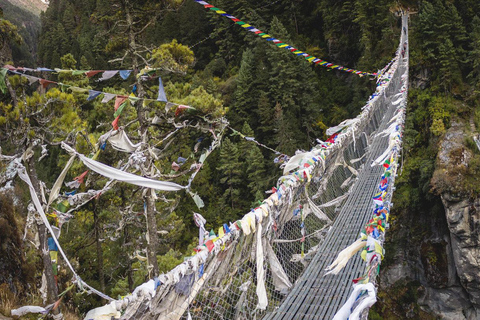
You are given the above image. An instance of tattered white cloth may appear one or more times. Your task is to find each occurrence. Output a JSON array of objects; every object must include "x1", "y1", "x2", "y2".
[
  {"x1": 326, "y1": 118, "x2": 360, "y2": 136},
  {"x1": 332, "y1": 283, "x2": 377, "y2": 320},
  {"x1": 99, "y1": 129, "x2": 141, "y2": 153},
  {"x1": 61, "y1": 142, "x2": 185, "y2": 192}
]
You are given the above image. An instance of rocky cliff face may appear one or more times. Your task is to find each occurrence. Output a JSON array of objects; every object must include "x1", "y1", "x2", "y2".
[
  {"x1": 441, "y1": 194, "x2": 480, "y2": 316},
  {"x1": 374, "y1": 120, "x2": 480, "y2": 320},
  {"x1": 433, "y1": 120, "x2": 480, "y2": 317}
]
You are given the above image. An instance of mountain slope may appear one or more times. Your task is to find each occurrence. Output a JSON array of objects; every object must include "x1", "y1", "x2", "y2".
[
  {"x1": 3, "y1": 0, "x2": 47, "y2": 16},
  {"x1": 0, "y1": 0, "x2": 41, "y2": 65}
]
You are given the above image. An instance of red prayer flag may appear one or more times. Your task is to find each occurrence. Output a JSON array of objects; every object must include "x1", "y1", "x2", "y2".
[
  {"x1": 74, "y1": 170, "x2": 89, "y2": 184},
  {"x1": 85, "y1": 70, "x2": 104, "y2": 78},
  {"x1": 205, "y1": 240, "x2": 214, "y2": 252},
  {"x1": 112, "y1": 116, "x2": 120, "y2": 130},
  {"x1": 175, "y1": 105, "x2": 192, "y2": 117},
  {"x1": 39, "y1": 79, "x2": 55, "y2": 89},
  {"x1": 172, "y1": 162, "x2": 180, "y2": 172},
  {"x1": 114, "y1": 96, "x2": 128, "y2": 111}
]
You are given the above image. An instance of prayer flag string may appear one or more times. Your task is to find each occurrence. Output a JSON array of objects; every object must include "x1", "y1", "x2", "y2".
[
  {"x1": 3, "y1": 65, "x2": 161, "y2": 81},
  {"x1": 192, "y1": 0, "x2": 377, "y2": 77},
  {"x1": 3, "y1": 68, "x2": 192, "y2": 111}
]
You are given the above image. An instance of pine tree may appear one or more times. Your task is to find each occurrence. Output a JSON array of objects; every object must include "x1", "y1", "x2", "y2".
[
  {"x1": 414, "y1": 0, "x2": 467, "y2": 93},
  {"x1": 245, "y1": 144, "x2": 268, "y2": 203},
  {"x1": 211, "y1": 0, "x2": 250, "y2": 64},
  {"x1": 467, "y1": 16, "x2": 480, "y2": 90},
  {"x1": 438, "y1": 38, "x2": 462, "y2": 93},
  {"x1": 256, "y1": 90, "x2": 276, "y2": 144},
  {"x1": 217, "y1": 138, "x2": 243, "y2": 216},
  {"x1": 273, "y1": 101, "x2": 296, "y2": 155},
  {"x1": 238, "y1": 122, "x2": 255, "y2": 157},
  {"x1": 230, "y1": 49, "x2": 256, "y2": 128},
  {"x1": 265, "y1": 17, "x2": 321, "y2": 151},
  {"x1": 353, "y1": 0, "x2": 397, "y2": 69},
  {"x1": 236, "y1": 122, "x2": 264, "y2": 204}
]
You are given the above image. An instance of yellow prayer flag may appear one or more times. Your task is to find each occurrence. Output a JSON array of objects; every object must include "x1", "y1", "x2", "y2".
[
  {"x1": 361, "y1": 249, "x2": 367, "y2": 261},
  {"x1": 50, "y1": 251, "x2": 58, "y2": 261},
  {"x1": 218, "y1": 226, "x2": 225, "y2": 238}
]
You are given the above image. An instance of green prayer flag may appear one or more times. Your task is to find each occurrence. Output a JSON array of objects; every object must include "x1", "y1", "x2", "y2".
[
  {"x1": 57, "y1": 200, "x2": 70, "y2": 213},
  {"x1": 69, "y1": 86, "x2": 88, "y2": 93},
  {"x1": 72, "y1": 70, "x2": 87, "y2": 76},
  {"x1": 52, "y1": 263, "x2": 58, "y2": 275},
  {"x1": 58, "y1": 83, "x2": 71, "y2": 92},
  {"x1": 114, "y1": 101, "x2": 128, "y2": 118},
  {"x1": 191, "y1": 193, "x2": 205, "y2": 209}
]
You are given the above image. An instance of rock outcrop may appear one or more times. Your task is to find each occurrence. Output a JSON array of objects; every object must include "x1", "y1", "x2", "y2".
[
  {"x1": 376, "y1": 120, "x2": 480, "y2": 319},
  {"x1": 434, "y1": 120, "x2": 480, "y2": 316}
]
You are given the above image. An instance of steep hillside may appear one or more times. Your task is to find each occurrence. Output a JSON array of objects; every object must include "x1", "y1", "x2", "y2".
[
  {"x1": 0, "y1": 0, "x2": 41, "y2": 65},
  {"x1": 3, "y1": 0, "x2": 47, "y2": 16}
]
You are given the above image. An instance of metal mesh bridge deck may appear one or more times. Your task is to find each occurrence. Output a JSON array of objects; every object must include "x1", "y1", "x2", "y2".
[{"x1": 265, "y1": 58, "x2": 406, "y2": 320}]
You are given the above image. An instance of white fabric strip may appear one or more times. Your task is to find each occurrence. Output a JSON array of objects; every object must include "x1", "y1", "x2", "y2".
[
  {"x1": 317, "y1": 193, "x2": 349, "y2": 209},
  {"x1": 98, "y1": 70, "x2": 118, "y2": 81},
  {"x1": 101, "y1": 93, "x2": 116, "y2": 103},
  {"x1": 256, "y1": 222, "x2": 268, "y2": 310},
  {"x1": 326, "y1": 118, "x2": 360, "y2": 136},
  {"x1": 332, "y1": 283, "x2": 376, "y2": 320},
  {"x1": 61, "y1": 143, "x2": 184, "y2": 191},
  {"x1": 106, "y1": 129, "x2": 141, "y2": 153},
  {"x1": 15, "y1": 160, "x2": 113, "y2": 301},
  {"x1": 265, "y1": 240, "x2": 292, "y2": 293},
  {"x1": 47, "y1": 154, "x2": 76, "y2": 207}
]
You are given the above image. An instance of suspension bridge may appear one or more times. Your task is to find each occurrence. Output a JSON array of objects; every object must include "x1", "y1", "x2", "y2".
[
  {"x1": 3, "y1": 7, "x2": 410, "y2": 320},
  {"x1": 77, "y1": 13, "x2": 410, "y2": 320}
]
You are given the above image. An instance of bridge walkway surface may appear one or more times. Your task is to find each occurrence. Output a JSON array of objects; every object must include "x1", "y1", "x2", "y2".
[{"x1": 265, "y1": 58, "x2": 406, "y2": 320}]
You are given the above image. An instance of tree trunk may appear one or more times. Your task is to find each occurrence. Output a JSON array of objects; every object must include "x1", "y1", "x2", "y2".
[
  {"x1": 123, "y1": 0, "x2": 160, "y2": 277},
  {"x1": 93, "y1": 200, "x2": 105, "y2": 294},
  {"x1": 5, "y1": 77, "x2": 18, "y2": 107},
  {"x1": 26, "y1": 157, "x2": 58, "y2": 304},
  {"x1": 145, "y1": 193, "x2": 159, "y2": 277}
]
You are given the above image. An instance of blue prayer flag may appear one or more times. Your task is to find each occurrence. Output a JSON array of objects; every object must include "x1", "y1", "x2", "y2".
[
  {"x1": 87, "y1": 90, "x2": 102, "y2": 101},
  {"x1": 157, "y1": 77, "x2": 167, "y2": 102},
  {"x1": 119, "y1": 70, "x2": 132, "y2": 80}
]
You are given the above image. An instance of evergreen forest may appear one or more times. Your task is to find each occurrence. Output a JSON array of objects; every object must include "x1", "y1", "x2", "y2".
[{"x1": 1, "y1": 0, "x2": 480, "y2": 319}]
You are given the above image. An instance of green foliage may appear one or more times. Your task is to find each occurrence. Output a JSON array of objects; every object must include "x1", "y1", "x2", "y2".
[
  {"x1": 0, "y1": 17, "x2": 22, "y2": 47},
  {"x1": 217, "y1": 137, "x2": 244, "y2": 218},
  {"x1": 230, "y1": 49, "x2": 255, "y2": 127},
  {"x1": 411, "y1": 0, "x2": 468, "y2": 94},
  {"x1": 0, "y1": 194, "x2": 38, "y2": 315},
  {"x1": 151, "y1": 39, "x2": 195, "y2": 74},
  {"x1": 374, "y1": 280, "x2": 437, "y2": 320},
  {"x1": 165, "y1": 82, "x2": 226, "y2": 117},
  {"x1": 468, "y1": 16, "x2": 480, "y2": 91},
  {"x1": 245, "y1": 144, "x2": 268, "y2": 203}
]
